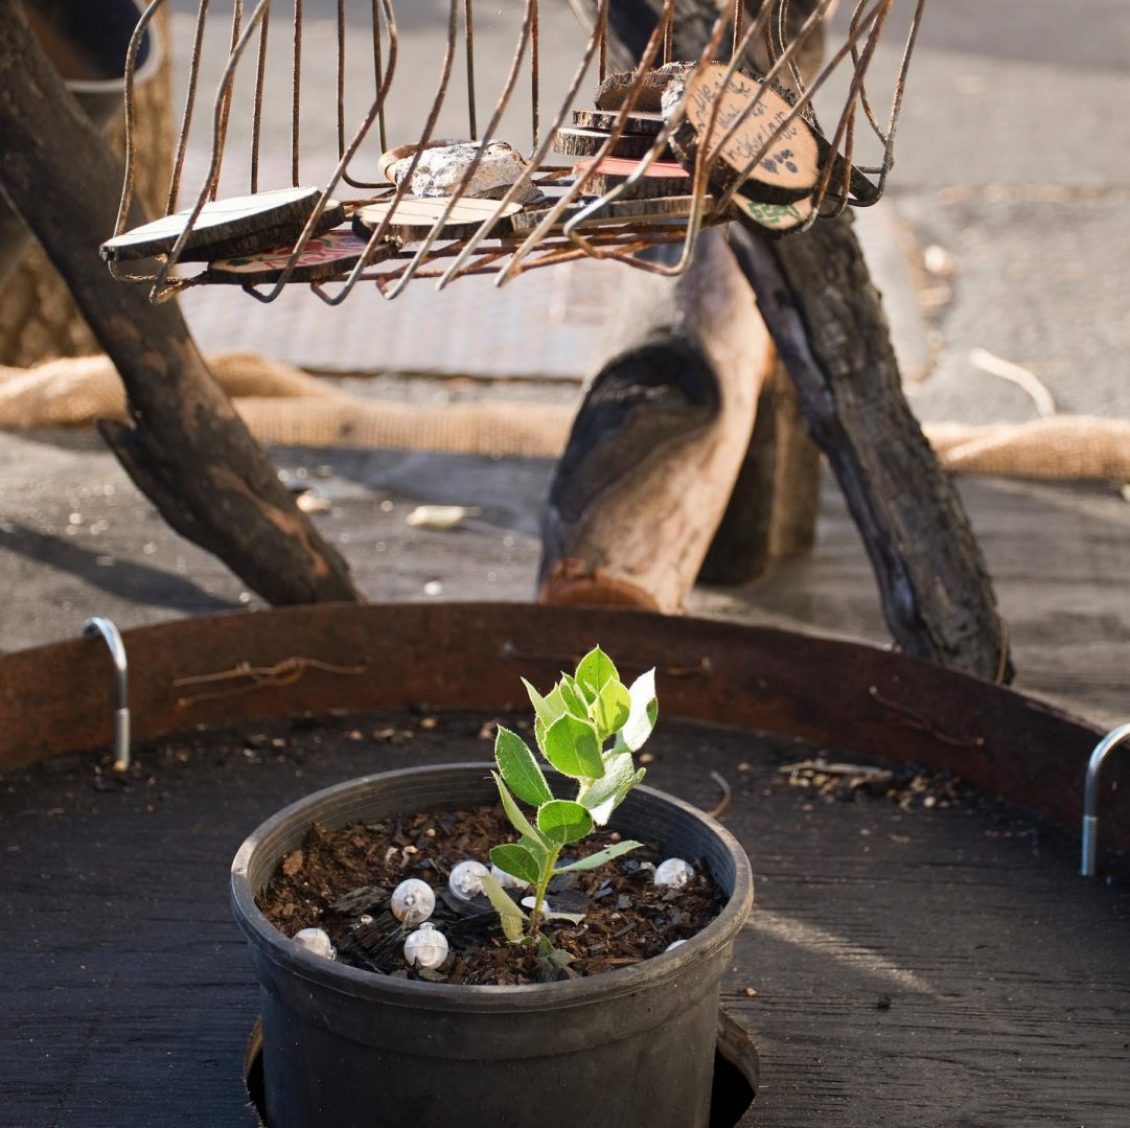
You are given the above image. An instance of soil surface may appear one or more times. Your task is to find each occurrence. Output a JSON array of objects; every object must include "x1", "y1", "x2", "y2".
[{"x1": 258, "y1": 803, "x2": 725, "y2": 985}]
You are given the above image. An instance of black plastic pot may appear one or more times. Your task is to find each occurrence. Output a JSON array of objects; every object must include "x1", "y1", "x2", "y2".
[{"x1": 231, "y1": 763, "x2": 755, "y2": 1128}]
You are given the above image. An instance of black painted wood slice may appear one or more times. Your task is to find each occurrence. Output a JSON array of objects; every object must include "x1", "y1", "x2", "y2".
[
  {"x1": 572, "y1": 108, "x2": 665, "y2": 136},
  {"x1": 509, "y1": 194, "x2": 697, "y2": 234},
  {"x1": 666, "y1": 63, "x2": 820, "y2": 206},
  {"x1": 100, "y1": 187, "x2": 345, "y2": 263},
  {"x1": 553, "y1": 127, "x2": 667, "y2": 161},
  {"x1": 204, "y1": 230, "x2": 397, "y2": 286},
  {"x1": 352, "y1": 196, "x2": 521, "y2": 242},
  {"x1": 573, "y1": 156, "x2": 690, "y2": 201}
]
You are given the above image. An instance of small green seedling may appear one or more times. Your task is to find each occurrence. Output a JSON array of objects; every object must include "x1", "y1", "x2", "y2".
[{"x1": 480, "y1": 646, "x2": 658, "y2": 945}]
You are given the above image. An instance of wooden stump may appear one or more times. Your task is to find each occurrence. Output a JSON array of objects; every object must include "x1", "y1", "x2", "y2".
[
  {"x1": 539, "y1": 230, "x2": 774, "y2": 612},
  {"x1": 0, "y1": 0, "x2": 360, "y2": 606}
]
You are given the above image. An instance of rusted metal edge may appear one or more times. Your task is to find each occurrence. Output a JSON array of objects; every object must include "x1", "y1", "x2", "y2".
[{"x1": 0, "y1": 603, "x2": 1121, "y2": 865}]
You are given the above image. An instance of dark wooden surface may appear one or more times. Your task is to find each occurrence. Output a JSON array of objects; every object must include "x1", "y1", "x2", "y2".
[{"x1": 1, "y1": 711, "x2": 1127, "y2": 1127}]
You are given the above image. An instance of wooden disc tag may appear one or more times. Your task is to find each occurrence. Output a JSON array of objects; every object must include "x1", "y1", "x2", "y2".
[
  {"x1": 100, "y1": 187, "x2": 345, "y2": 263},
  {"x1": 573, "y1": 157, "x2": 690, "y2": 201},
  {"x1": 668, "y1": 64, "x2": 820, "y2": 205},
  {"x1": 572, "y1": 108, "x2": 665, "y2": 137},
  {"x1": 205, "y1": 231, "x2": 395, "y2": 285},
  {"x1": 730, "y1": 195, "x2": 814, "y2": 237},
  {"x1": 352, "y1": 197, "x2": 522, "y2": 241}
]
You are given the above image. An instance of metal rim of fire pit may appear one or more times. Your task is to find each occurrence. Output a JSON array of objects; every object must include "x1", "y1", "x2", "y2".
[{"x1": 2, "y1": 602, "x2": 1125, "y2": 872}]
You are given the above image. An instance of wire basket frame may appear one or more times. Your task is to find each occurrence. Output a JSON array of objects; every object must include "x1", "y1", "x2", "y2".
[{"x1": 108, "y1": 0, "x2": 926, "y2": 305}]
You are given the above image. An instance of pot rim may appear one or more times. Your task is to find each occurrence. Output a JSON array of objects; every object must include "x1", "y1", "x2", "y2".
[{"x1": 231, "y1": 761, "x2": 755, "y2": 1011}]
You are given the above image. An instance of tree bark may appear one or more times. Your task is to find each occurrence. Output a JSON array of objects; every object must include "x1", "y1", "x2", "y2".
[
  {"x1": 0, "y1": 0, "x2": 360, "y2": 605},
  {"x1": 728, "y1": 216, "x2": 1011, "y2": 680}
]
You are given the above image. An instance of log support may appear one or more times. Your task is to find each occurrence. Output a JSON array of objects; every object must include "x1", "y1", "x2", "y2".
[{"x1": 0, "y1": 0, "x2": 360, "y2": 605}]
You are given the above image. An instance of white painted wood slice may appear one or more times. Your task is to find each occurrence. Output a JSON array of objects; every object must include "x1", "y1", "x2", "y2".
[
  {"x1": 204, "y1": 230, "x2": 396, "y2": 285},
  {"x1": 380, "y1": 140, "x2": 539, "y2": 204},
  {"x1": 666, "y1": 64, "x2": 820, "y2": 205},
  {"x1": 100, "y1": 187, "x2": 345, "y2": 263},
  {"x1": 730, "y1": 195, "x2": 814, "y2": 236},
  {"x1": 351, "y1": 196, "x2": 522, "y2": 241}
]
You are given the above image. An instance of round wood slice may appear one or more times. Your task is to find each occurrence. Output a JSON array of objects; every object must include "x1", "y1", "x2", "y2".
[
  {"x1": 552, "y1": 128, "x2": 667, "y2": 161},
  {"x1": 509, "y1": 194, "x2": 697, "y2": 234},
  {"x1": 100, "y1": 187, "x2": 345, "y2": 263},
  {"x1": 573, "y1": 156, "x2": 690, "y2": 201},
  {"x1": 204, "y1": 231, "x2": 397, "y2": 286},
  {"x1": 729, "y1": 195, "x2": 814, "y2": 237},
  {"x1": 572, "y1": 108, "x2": 665, "y2": 137},
  {"x1": 594, "y1": 64, "x2": 694, "y2": 114},
  {"x1": 667, "y1": 64, "x2": 820, "y2": 206},
  {"x1": 351, "y1": 197, "x2": 521, "y2": 241}
]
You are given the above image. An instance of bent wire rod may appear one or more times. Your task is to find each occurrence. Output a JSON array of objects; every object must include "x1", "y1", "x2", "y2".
[
  {"x1": 81, "y1": 617, "x2": 132, "y2": 773},
  {"x1": 1080, "y1": 722, "x2": 1130, "y2": 877}
]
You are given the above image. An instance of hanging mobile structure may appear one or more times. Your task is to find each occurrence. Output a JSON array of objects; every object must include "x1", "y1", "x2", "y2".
[{"x1": 102, "y1": 0, "x2": 927, "y2": 304}]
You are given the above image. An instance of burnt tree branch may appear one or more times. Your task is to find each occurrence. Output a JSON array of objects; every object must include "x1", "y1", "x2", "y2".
[
  {"x1": 0, "y1": 0, "x2": 360, "y2": 605},
  {"x1": 729, "y1": 217, "x2": 1011, "y2": 680}
]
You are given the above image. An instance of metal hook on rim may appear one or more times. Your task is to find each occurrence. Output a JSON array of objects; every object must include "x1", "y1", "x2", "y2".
[
  {"x1": 81, "y1": 617, "x2": 131, "y2": 773},
  {"x1": 1080, "y1": 722, "x2": 1130, "y2": 877}
]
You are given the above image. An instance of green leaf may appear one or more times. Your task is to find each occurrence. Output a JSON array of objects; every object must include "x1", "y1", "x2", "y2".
[
  {"x1": 523, "y1": 677, "x2": 567, "y2": 730},
  {"x1": 591, "y1": 677, "x2": 632, "y2": 742},
  {"x1": 490, "y1": 843, "x2": 544, "y2": 886},
  {"x1": 555, "y1": 839, "x2": 643, "y2": 874},
  {"x1": 494, "y1": 726, "x2": 553, "y2": 806},
  {"x1": 581, "y1": 752, "x2": 645, "y2": 825},
  {"x1": 492, "y1": 771, "x2": 550, "y2": 848},
  {"x1": 537, "y1": 799, "x2": 594, "y2": 845},
  {"x1": 575, "y1": 646, "x2": 619, "y2": 698},
  {"x1": 620, "y1": 668, "x2": 658, "y2": 752},
  {"x1": 558, "y1": 675, "x2": 592, "y2": 719},
  {"x1": 479, "y1": 871, "x2": 528, "y2": 942},
  {"x1": 542, "y1": 714, "x2": 605, "y2": 779}
]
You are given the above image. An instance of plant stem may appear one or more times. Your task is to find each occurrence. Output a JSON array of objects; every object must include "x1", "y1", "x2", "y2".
[{"x1": 528, "y1": 844, "x2": 562, "y2": 942}]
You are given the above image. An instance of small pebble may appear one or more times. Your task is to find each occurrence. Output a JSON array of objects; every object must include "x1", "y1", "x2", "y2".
[
  {"x1": 521, "y1": 896, "x2": 551, "y2": 913},
  {"x1": 391, "y1": 878, "x2": 436, "y2": 925},
  {"x1": 293, "y1": 928, "x2": 336, "y2": 961},
  {"x1": 491, "y1": 863, "x2": 529, "y2": 890},
  {"x1": 448, "y1": 860, "x2": 489, "y2": 901},
  {"x1": 404, "y1": 922, "x2": 449, "y2": 970},
  {"x1": 653, "y1": 858, "x2": 694, "y2": 889}
]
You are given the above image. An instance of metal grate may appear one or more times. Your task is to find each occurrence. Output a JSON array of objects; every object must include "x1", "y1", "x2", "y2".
[{"x1": 105, "y1": 0, "x2": 926, "y2": 304}]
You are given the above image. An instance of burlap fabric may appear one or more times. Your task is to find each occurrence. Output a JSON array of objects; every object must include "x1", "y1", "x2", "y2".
[{"x1": 1, "y1": 350, "x2": 1126, "y2": 481}]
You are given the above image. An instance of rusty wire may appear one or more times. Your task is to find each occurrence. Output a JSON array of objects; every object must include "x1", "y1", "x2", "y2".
[{"x1": 113, "y1": 0, "x2": 927, "y2": 303}]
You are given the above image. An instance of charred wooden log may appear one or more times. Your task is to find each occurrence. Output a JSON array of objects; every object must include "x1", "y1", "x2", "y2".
[
  {"x1": 728, "y1": 217, "x2": 1012, "y2": 680},
  {"x1": 540, "y1": 230, "x2": 772, "y2": 611},
  {"x1": 0, "y1": 0, "x2": 360, "y2": 605}
]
